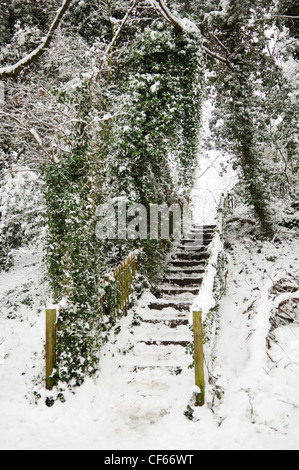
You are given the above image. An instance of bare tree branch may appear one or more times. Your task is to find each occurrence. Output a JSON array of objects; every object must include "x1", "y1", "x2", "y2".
[
  {"x1": 202, "y1": 45, "x2": 230, "y2": 65},
  {"x1": 0, "y1": 0, "x2": 72, "y2": 80}
]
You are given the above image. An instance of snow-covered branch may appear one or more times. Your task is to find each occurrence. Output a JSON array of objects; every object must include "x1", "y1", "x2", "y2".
[
  {"x1": 148, "y1": 0, "x2": 230, "y2": 66},
  {"x1": 0, "y1": 0, "x2": 72, "y2": 79},
  {"x1": 149, "y1": 0, "x2": 186, "y2": 31},
  {"x1": 80, "y1": 112, "x2": 126, "y2": 144},
  {"x1": 2, "y1": 207, "x2": 47, "y2": 225},
  {"x1": 274, "y1": 15, "x2": 299, "y2": 19},
  {"x1": 96, "y1": 0, "x2": 140, "y2": 80},
  {"x1": 274, "y1": 291, "x2": 299, "y2": 308},
  {"x1": 0, "y1": 112, "x2": 54, "y2": 162}
]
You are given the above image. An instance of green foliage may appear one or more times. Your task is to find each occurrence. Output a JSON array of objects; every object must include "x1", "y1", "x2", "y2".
[
  {"x1": 111, "y1": 26, "x2": 203, "y2": 199},
  {"x1": 208, "y1": 0, "x2": 289, "y2": 237},
  {"x1": 43, "y1": 135, "x2": 107, "y2": 384},
  {"x1": 43, "y1": 140, "x2": 103, "y2": 307},
  {"x1": 41, "y1": 77, "x2": 108, "y2": 392},
  {"x1": 104, "y1": 26, "x2": 204, "y2": 285},
  {"x1": 0, "y1": 0, "x2": 58, "y2": 66},
  {"x1": 40, "y1": 24, "x2": 204, "y2": 393},
  {"x1": 45, "y1": 309, "x2": 119, "y2": 401}
]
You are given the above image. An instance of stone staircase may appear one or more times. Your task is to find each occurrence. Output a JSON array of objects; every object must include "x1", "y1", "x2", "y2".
[{"x1": 114, "y1": 225, "x2": 216, "y2": 412}]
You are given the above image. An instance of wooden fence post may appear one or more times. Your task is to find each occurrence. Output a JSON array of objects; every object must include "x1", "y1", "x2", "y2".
[
  {"x1": 128, "y1": 255, "x2": 132, "y2": 294},
  {"x1": 114, "y1": 267, "x2": 120, "y2": 317},
  {"x1": 132, "y1": 253, "x2": 136, "y2": 278},
  {"x1": 46, "y1": 308, "x2": 57, "y2": 391},
  {"x1": 121, "y1": 262, "x2": 125, "y2": 313},
  {"x1": 193, "y1": 310, "x2": 205, "y2": 407},
  {"x1": 124, "y1": 259, "x2": 129, "y2": 314}
]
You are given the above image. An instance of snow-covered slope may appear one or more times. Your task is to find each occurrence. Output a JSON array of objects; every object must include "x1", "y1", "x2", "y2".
[{"x1": 1, "y1": 189, "x2": 299, "y2": 449}]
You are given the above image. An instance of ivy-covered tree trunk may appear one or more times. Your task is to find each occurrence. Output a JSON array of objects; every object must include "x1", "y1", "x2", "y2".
[
  {"x1": 227, "y1": 66, "x2": 274, "y2": 237},
  {"x1": 211, "y1": 0, "x2": 276, "y2": 237},
  {"x1": 104, "y1": 25, "x2": 204, "y2": 282}
]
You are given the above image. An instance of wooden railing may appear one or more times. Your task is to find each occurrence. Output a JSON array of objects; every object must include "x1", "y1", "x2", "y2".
[
  {"x1": 191, "y1": 194, "x2": 225, "y2": 406},
  {"x1": 100, "y1": 251, "x2": 138, "y2": 319},
  {"x1": 45, "y1": 250, "x2": 138, "y2": 390}
]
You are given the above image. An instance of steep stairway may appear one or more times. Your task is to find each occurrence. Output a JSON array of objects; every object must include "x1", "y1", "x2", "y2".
[{"x1": 114, "y1": 225, "x2": 216, "y2": 417}]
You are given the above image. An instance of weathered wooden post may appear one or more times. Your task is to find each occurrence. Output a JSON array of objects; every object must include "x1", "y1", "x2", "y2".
[
  {"x1": 124, "y1": 258, "x2": 129, "y2": 314},
  {"x1": 132, "y1": 252, "x2": 136, "y2": 278},
  {"x1": 121, "y1": 262, "x2": 125, "y2": 313},
  {"x1": 46, "y1": 308, "x2": 57, "y2": 391},
  {"x1": 114, "y1": 267, "x2": 120, "y2": 317},
  {"x1": 193, "y1": 310, "x2": 205, "y2": 406},
  {"x1": 128, "y1": 255, "x2": 133, "y2": 294}
]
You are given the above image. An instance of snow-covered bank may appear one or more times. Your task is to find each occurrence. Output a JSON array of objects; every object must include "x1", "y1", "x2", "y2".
[{"x1": 213, "y1": 227, "x2": 299, "y2": 448}]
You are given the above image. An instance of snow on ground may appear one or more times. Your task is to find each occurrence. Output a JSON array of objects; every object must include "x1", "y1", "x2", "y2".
[
  {"x1": 1, "y1": 139, "x2": 299, "y2": 449},
  {"x1": 212, "y1": 229, "x2": 299, "y2": 449},
  {"x1": 1, "y1": 227, "x2": 299, "y2": 450}
]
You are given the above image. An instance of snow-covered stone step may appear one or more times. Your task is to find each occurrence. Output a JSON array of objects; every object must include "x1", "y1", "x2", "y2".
[
  {"x1": 119, "y1": 356, "x2": 190, "y2": 373},
  {"x1": 186, "y1": 229, "x2": 215, "y2": 234},
  {"x1": 147, "y1": 301, "x2": 191, "y2": 311},
  {"x1": 159, "y1": 286, "x2": 200, "y2": 296},
  {"x1": 167, "y1": 267, "x2": 205, "y2": 275},
  {"x1": 123, "y1": 369, "x2": 192, "y2": 402},
  {"x1": 132, "y1": 322, "x2": 191, "y2": 342},
  {"x1": 130, "y1": 365, "x2": 183, "y2": 376},
  {"x1": 172, "y1": 252, "x2": 209, "y2": 261},
  {"x1": 164, "y1": 276, "x2": 202, "y2": 287},
  {"x1": 141, "y1": 305, "x2": 190, "y2": 318},
  {"x1": 178, "y1": 241, "x2": 208, "y2": 247},
  {"x1": 107, "y1": 391, "x2": 173, "y2": 424},
  {"x1": 138, "y1": 340, "x2": 190, "y2": 348},
  {"x1": 165, "y1": 272, "x2": 203, "y2": 278},
  {"x1": 182, "y1": 235, "x2": 213, "y2": 243},
  {"x1": 160, "y1": 294, "x2": 197, "y2": 304},
  {"x1": 184, "y1": 234, "x2": 214, "y2": 241},
  {"x1": 124, "y1": 375, "x2": 175, "y2": 397},
  {"x1": 142, "y1": 311, "x2": 189, "y2": 322},
  {"x1": 128, "y1": 342, "x2": 190, "y2": 365},
  {"x1": 182, "y1": 231, "x2": 214, "y2": 238},
  {"x1": 170, "y1": 260, "x2": 206, "y2": 268},
  {"x1": 177, "y1": 244, "x2": 207, "y2": 251},
  {"x1": 191, "y1": 224, "x2": 216, "y2": 230},
  {"x1": 141, "y1": 318, "x2": 189, "y2": 327}
]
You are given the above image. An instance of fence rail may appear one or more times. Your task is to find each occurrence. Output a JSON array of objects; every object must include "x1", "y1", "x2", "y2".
[
  {"x1": 102, "y1": 251, "x2": 137, "y2": 319},
  {"x1": 45, "y1": 250, "x2": 138, "y2": 390}
]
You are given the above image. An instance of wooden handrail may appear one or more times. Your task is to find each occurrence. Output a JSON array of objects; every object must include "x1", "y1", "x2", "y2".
[{"x1": 191, "y1": 194, "x2": 225, "y2": 407}]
